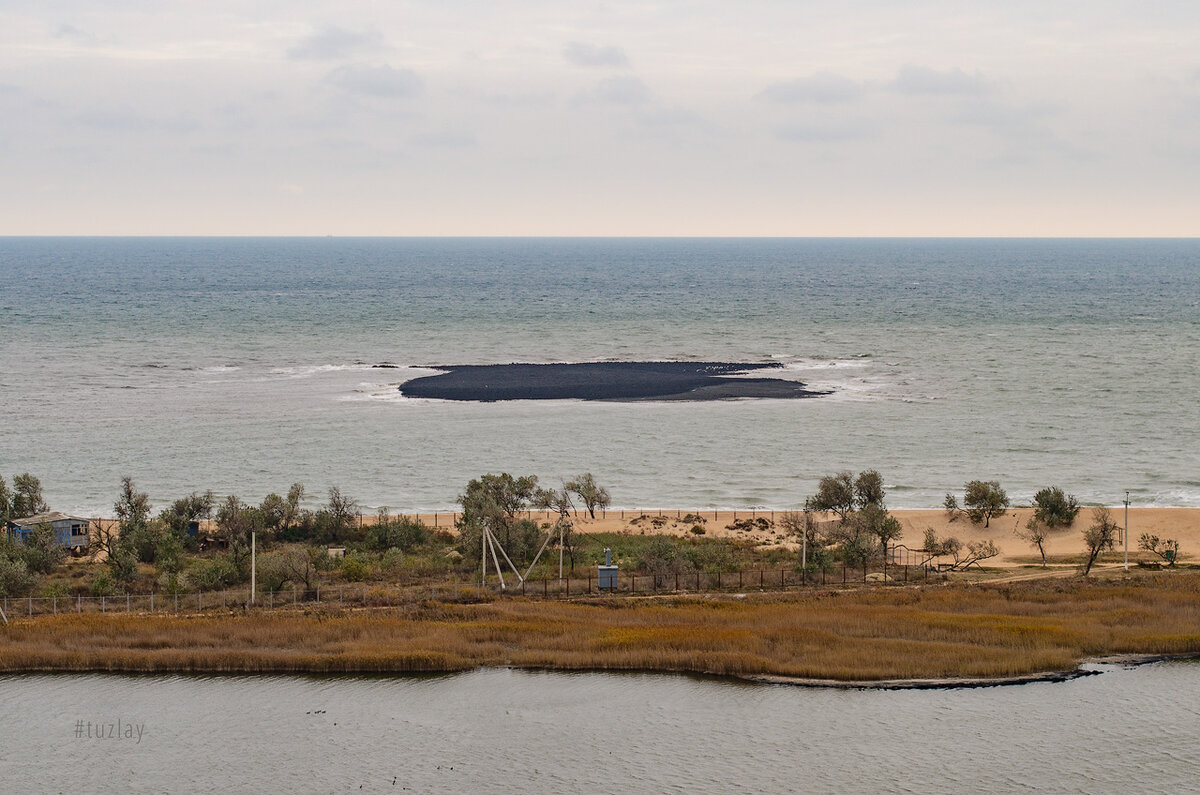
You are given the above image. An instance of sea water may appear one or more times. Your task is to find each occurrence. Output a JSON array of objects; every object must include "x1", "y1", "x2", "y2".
[
  {"x1": 1, "y1": 663, "x2": 1198, "y2": 793},
  {"x1": 1, "y1": 237, "x2": 1197, "y2": 515}
]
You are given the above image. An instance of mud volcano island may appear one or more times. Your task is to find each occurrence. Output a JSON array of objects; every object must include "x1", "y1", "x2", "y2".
[{"x1": 398, "y1": 361, "x2": 829, "y2": 402}]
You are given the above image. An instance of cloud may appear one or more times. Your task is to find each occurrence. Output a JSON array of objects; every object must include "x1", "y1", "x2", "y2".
[
  {"x1": 760, "y1": 72, "x2": 866, "y2": 104},
  {"x1": 571, "y1": 76, "x2": 651, "y2": 106},
  {"x1": 411, "y1": 130, "x2": 477, "y2": 148},
  {"x1": 891, "y1": 65, "x2": 993, "y2": 96},
  {"x1": 289, "y1": 26, "x2": 385, "y2": 61},
  {"x1": 325, "y1": 64, "x2": 422, "y2": 98},
  {"x1": 71, "y1": 107, "x2": 200, "y2": 134},
  {"x1": 776, "y1": 119, "x2": 874, "y2": 143},
  {"x1": 563, "y1": 42, "x2": 629, "y2": 68}
]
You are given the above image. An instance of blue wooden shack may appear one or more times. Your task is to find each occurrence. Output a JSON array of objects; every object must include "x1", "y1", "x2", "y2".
[{"x1": 6, "y1": 511, "x2": 91, "y2": 552}]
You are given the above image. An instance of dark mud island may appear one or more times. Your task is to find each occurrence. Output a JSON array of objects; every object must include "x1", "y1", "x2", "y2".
[{"x1": 398, "y1": 361, "x2": 828, "y2": 402}]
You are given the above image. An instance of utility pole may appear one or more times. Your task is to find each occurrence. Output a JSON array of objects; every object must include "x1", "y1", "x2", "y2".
[
  {"x1": 251, "y1": 531, "x2": 256, "y2": 603},
  {"x1": 1124, "y1": 491, "x2": 1130, "y2": 572},
  {"x1": 802, "y1": 499, "x2": 810, "y2": 573}
]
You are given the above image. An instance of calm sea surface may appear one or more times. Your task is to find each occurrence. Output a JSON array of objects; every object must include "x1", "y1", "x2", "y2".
[
  {"x1": 1, "y1": 237, "x2": 1198, "y2": 514},
  {"x1": 1, "y1": 664, "x2": 1198, "y2": 793}
]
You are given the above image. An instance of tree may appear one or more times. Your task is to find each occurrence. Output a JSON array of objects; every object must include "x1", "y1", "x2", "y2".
[
  {"x1": 534, "y1": 486, "x2": 574, "y2": 519},
  {"x1": 854, "y1": 470, "x2": 885, "y2": 510},
  {"x1": 158, "y1": 492, "x2": 213, "y2": 550},
  {"x1": 114, "y1": 477, "x2": 151, "y2": 530},
  {"x1": 963, "y1": 480, "x2": 1009, "y2": 527},
  {"x1": 640, "y1": 535, "x2": 683, "y2": 582},
  {"x1": 1081, "y1": 507, "x2": 1119, "y2": 575},
  {"x1": 19, "y1": 523, "x2": 66, "y2": 575},
  {"x1": 113, "y1": 477, "x2": 159, "y2": 564},
  {"x1": 456, "y1": 473, "x2": 540, "y2": 564},
  {"x1": 923, "y1": 527, "x2": 962, "y2": 562},
  {"x1": 0, "y1": 476, "x2": 11, "y2": 524},
  {"x1": 11, "y1": 472, "x2": 49, "y2": 518},
  {"x1": 1032, "y1": 486, "x2": 1081, "y2": 528},
  {"x1": 923, "y1": 528, "x2": 1000, "y2": 570},
  {"x1": 317, "y1": 486, "x2": 358, "y2": 543},
  {"x1": 943, "y1": 493, "x2": 960, "y2": 521},
  {"x1": 366, "y1": 511, "x2": 429, "y2": 552},
  {"x1": 1138, "y1": 534, "x2": 1181, "y2": 567},
  {"x1": 1016, "y1": 517, "x2": 1051, "y2": 568},
  {"x1": 216, "y1": 495, "x2": 253, "y2": 574},
  {"x1": 809, "y1": 471, "x2": 856, "y2": 520},
  {"x1": 856, "y1": 503, "x2": 903, "y2": 564},
  {"x1": 565, "y1": 473, "x2": 610, "y2": 519}
]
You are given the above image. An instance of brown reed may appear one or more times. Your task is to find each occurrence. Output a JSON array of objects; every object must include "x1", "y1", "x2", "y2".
[{"x1": 1, "y1": 571, "x2": 1198, "y2": 682}]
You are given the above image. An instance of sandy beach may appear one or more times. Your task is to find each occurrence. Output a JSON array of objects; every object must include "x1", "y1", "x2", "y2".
[{"x1": 393, "y1": 507, "x2": 1200, "y2": 569}]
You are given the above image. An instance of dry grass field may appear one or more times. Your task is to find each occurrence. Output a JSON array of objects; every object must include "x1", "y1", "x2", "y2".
[{"x1": 3, "y1": 569, "x2": 1199, "y2": 682}]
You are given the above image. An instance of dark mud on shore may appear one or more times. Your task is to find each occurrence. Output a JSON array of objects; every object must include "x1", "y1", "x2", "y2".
[{"x1": 397, "y1": 361, "x2": 829, "y2": 402}]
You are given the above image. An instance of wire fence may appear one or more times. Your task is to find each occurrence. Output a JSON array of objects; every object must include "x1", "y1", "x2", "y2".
[{"x1": 3, "y1": 561, "x2": 936, "y2": 620}]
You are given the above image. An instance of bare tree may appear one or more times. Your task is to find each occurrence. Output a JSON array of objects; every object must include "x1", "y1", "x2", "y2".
[
  {"x1": 1081, "y1": 506, "x2": 1119, "y2": 575},
  {"x1": 565, "y1": 473, "x2": 610, "y2": 519},
  {"x1": 1138, "y1": 534, "x2": 1181, "y2": 567},
  {"x1": 1017, "y1": 517, "x2": 1051, "y2": 568}
]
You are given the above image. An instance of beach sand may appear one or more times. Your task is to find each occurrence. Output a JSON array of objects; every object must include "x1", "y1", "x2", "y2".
[{"x1": 401, "y1": 507, "x2": 1200, "y2": 569}]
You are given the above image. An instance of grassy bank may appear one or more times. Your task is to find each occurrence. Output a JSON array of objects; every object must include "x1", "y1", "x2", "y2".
[{"x1": 2, "y1": 571, "x2": 1199, "y2": 682}]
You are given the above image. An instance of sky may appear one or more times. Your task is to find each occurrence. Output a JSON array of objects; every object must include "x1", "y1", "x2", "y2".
[{"x1": 1, "y1": 1, "x2": 1198, "y2": 236}]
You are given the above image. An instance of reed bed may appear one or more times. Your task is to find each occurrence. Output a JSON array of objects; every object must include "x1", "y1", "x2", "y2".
[{"x1": 2, "y1": 572, "x2": 1198, "y2": 682}]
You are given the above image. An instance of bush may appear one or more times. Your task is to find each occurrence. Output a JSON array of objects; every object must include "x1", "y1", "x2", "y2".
[
  {"x1": 0, "y1": 556, "x2": 35, "y2": 597},
  {"x1": 89, "y1": 571, "x2": 119, "y2": 597},
  {"x1": 191, "y1": 555, "x2": 242, "y2": 591},
  {"x1": 366, "y1": 517, "x2": 430, "y2": 552},
  {"x1": 341, "y1": 556, "x2": 371, "y2": 582},
  {"x1": 157, "y1": 571, "x2": 190, "y2": 595},
  {"x1": 379, "y1": 548, "x2": 405, "y2": 576},
  {"x1": 1032, "y1": 487, "x2": 1081, "y2": 528},
  {"x1": 19, "y1": 524, "x2": 66, "y2": 575}
]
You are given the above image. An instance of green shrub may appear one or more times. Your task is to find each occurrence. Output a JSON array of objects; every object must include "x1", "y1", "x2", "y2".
[
  {"x1": 191, "y1": 555, "x2": 242, "y2": 591},
  {"x1": 89, "y1": 571, "x2": 119, "y2": 597},
  {"x1": 1032, "y1": 486, "x2": 1081, "y2": 528},
  {"x1": 366, "y1": 517, "x2": 431, "y2": 552},
  {"x1": 0, "y1": 556, "x2": 35, "y2": 597},
  {"x1": 341, "y1": 556, "x2": 371, "y2": 582}
]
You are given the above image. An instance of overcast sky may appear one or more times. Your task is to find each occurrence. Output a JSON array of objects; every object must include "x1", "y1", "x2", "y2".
[{"x1": 2, "y1": 1, "x2": 1198, "y2": 235}]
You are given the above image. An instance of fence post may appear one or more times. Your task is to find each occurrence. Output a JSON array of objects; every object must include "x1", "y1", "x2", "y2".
[
  {"x1": 588, "y1": 575, "x2": 592, "y2": 594},
  {"x1": 53, "y1": 595, "x2": 57, "y2": 614},
  {"x1": 293, "y1": 585, "x2": 297, "y2": 605},
  {"x1": 151, "y1": 593, "x2": 154, "y2": 611},
  {"x1": 127, "y1": 594, "x2": 130, "y2": 612},
  {"x1": 29, "y1": 596, "x2": 32, "y2": 616},
  {"x1": 77, "y1": 594, "x2": 81, "y2": 613},
  {"x1": 316, "y1": 586, "x2": 320, "y2": 604},
  {"x1": 543, "y1": 578, "x2": 548, "y2": 597},
  {"x1": 101, "y1": 596, "x2": 105, "y2": 613},
  {"x1": 270, "y1": 590, "x2": 274, "y2": 609},
  {"x1": 175, "y1": 593, "x2": 179, "y2": 612},
  {"x1": 843, "y1": 564, "x2": 846, "y2": 584}
]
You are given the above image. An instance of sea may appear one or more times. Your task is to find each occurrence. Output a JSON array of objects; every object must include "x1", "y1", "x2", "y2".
[
  {"x1": 1, "y1": 663, "x2": 1198, "y2": 793},
  {"x1": 2, "y1": 237, "x2": 1198, "y2": 516}
]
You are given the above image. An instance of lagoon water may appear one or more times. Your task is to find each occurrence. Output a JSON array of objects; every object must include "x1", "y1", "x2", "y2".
[
  {"x1": 2, "y1": 237, "x2": 1198, "y2": 514},
  {"x1": 1, "y1": 663, "x2": 1198, "y2": 793}
]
